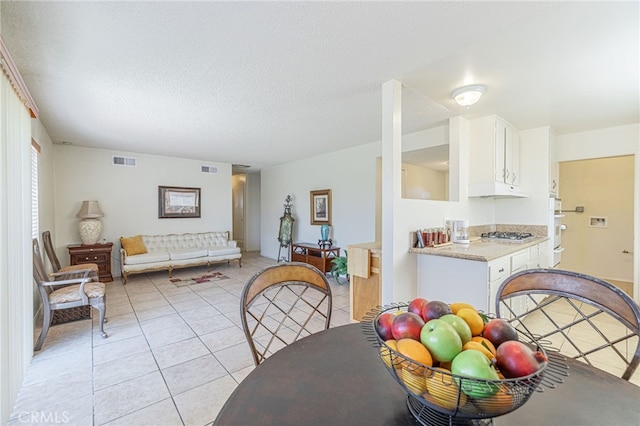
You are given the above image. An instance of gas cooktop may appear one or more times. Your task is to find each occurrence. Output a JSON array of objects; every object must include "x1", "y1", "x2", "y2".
[{"x1": 481, "y1": 231, "x2": 535, "y2": 242}]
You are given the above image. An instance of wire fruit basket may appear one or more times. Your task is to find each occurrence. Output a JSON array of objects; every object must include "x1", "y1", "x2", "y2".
[{"x1": 362, "y1": 303, "x2": 566, "y2": 426}]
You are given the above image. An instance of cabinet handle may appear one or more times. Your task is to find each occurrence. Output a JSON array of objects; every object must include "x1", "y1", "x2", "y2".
[
  {"x1": 499, "y1": 267, "x2": 504, "y2": 273},
  {"x1": 85, "y1": 257, "x2": 89, "y2": 260}
]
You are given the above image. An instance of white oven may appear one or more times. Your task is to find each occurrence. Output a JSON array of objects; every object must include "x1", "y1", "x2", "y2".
[{"x1": 552, "y1": 198, "x2": 564, "y2": 267}]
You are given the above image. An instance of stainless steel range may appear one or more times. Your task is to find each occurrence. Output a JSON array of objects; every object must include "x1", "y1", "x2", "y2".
[{"x1": 481, "y1": 231, "x2": 535, "y2": 242}]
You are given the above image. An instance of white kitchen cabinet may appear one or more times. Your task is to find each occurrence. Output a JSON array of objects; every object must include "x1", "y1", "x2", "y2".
[
  {"x1": 548, "y1": 128, "x2": 559, "y2": 196},
  {"x1": 417, "y1": 241, "x2": 550, "y2": 318},
  {"x1": 469, "y1": 115, "x2": 524, "y2": 197}
]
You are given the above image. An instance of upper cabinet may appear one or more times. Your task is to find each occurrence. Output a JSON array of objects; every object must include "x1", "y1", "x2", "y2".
[
  {"x1": 548, "y1": 128, "x2": 559, "y2": 196},
  {"x1": 469, "y1": 115, "x2": 527, "y2": 198}
]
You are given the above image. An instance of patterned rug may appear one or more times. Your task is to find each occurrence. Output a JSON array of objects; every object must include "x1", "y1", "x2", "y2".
[{"x1": 170, "y1": 271, "x2": 229, "y2": 287}]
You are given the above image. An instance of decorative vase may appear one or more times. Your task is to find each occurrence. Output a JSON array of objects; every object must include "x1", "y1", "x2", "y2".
[{"x1": 320, "y1": 224, "x2": 330, "y2": 241}]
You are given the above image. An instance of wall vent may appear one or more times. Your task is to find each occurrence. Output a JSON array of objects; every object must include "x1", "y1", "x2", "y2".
[
  {"x1": 112, "y1": 156, "x2": 137, "y2": 167},
  {"x1": 201, "y1": 165, "x2": 218, "y2": 174}
]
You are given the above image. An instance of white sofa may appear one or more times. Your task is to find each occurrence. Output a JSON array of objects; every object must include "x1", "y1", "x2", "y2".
[{"x1": 120, "y1": 231, "x2": 241, "y2": 284}]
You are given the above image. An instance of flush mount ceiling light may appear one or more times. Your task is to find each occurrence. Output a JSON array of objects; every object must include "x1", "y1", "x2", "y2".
[{"x1": 452, "y1": 84, "x2": 486, "y2": 107}]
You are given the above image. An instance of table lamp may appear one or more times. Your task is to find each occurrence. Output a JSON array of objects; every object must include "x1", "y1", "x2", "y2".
[{"x1": 76, "y1": 200, "x2": 104, "y2": 245}]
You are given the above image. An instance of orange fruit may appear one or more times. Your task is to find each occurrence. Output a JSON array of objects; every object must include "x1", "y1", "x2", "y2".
[
  {"x1": 462, "y1": 341, "x2": 495, "y2": 362},
  {"x1": 396, "y1": 338, "x2": 433, "y2": 375},
  {"x1": 400, "y1": 367, "x2": 428, "y2": 395},
  {"x1": 473, "y1": 384, "x2": 514, "y2": 414},
  {"x1": 425, "y1": 367, "x2": 467, "y2": 410},
  {"x1": 450, "y1": 302, "x2": 476, "y2": 315},
  {"x1": 456, "y1": 308, "x2": 484, "y2": 336},
  {"x1": 380, "y1": 340, "x2": 400, "y2": 369},
  {"x1": 470, "y1": 336, "x2": 497, "y2": 356}
]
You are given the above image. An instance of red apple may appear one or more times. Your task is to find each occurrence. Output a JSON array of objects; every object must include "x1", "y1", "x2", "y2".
[
  {"x1": 391, "y1": 312, "x2": 425, "y2": 341},
  {"x1": 375, "y1": 312, "x2": 397, "y2": 341},
  {"x1": 421, "y1": 300, "x2": 452, "y2": 322},
  {"x1": 496, "y1": 340, "x2": 547, "y2": 378},
  {"x1": 408, "y1": 297, "x2": 429, "y2": 318},
  {"x1": 482, "y1": 318, "x2": 519, "y2": 347}
]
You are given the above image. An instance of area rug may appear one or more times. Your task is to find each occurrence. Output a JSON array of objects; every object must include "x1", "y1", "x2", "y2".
[{"x1": 170, "y1": 271, "x2": 230, "y2": 287}]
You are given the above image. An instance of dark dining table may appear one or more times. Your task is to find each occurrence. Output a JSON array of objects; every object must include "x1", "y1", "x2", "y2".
[{"x1": 214, "y1": 323, "x2": 640, "y2": 426}]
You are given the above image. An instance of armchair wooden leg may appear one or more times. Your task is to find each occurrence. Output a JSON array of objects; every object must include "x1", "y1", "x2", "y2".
[
  {"x1": 95, "y1": 301, "x2": 108, "y2": 339},
  {"x1": 35, "y1": 308, "x2": 52, "y2": 351}
]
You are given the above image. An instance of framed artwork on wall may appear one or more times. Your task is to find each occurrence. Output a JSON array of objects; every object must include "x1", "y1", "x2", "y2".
[
  {"x1": 158, "y1": 186, "x2": 201, "y2": 218},
  {"x1": 310, "y1": 189, "x2": 331, "y2": 225}
]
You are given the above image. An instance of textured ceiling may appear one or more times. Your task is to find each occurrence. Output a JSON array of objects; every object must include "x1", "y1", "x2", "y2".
[{"x1": 1, "y1": 1, "x2": 638, "y2": 172}]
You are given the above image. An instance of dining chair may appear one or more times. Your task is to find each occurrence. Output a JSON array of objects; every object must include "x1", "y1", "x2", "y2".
[
  {"x1": 496, "y1": 268, "x2": 640, "y2": 381},
  {"x1": 42, "y1": 230, "x2": 99, "y2": 281},
  {"x1": 240, "y1": 262, "x2": 333, "y2": 366},
  {"x1": 33, "y1": 239, "x2": 108, "y2": 351}
]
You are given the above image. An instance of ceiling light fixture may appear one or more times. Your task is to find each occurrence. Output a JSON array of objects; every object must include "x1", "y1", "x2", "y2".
[{"x1": 452, "y1": 84, "x2": 486, "y2": 107}]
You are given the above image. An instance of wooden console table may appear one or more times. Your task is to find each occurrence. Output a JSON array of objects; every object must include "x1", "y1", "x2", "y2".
[
  {"x1": 290, "y1": 242, "x2": 340, "y2": 274},
  {"x1": 68, "y1": 242, "x2": 113, "y2": 282}
]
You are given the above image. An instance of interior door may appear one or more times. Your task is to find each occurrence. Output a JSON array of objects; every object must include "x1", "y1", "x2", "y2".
[{"x1": 232, "y1": 174, "x2": 246, "y2": 251}]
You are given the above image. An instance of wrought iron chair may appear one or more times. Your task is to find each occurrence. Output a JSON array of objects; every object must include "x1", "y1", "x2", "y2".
[
  {"x1": 42, "y1": 230, "x2": 99, "y2": 281},
  {"x1": 496, "y1": 268, "x2": 640, "y2": 381},
  {"x1": 33, "y1": 239, "x2": 108, "y2": 351},
  {"x1": 240, "y1": 262, "x2": 332, "y2": 366}
]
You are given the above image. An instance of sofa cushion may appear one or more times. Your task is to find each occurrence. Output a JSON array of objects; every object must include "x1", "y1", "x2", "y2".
[
  {"x1": 125, "y1": 252, "x2": 170, "y2": 265},
  {"x1": 207, "y1": 247, "x2": 242, "y2": 257},
  {"x1": 169, "y1": 249, "x2": 208, "y2": 261},
  {"x1": 120, "y1": 235, "x2": 148, "y2": 256}
]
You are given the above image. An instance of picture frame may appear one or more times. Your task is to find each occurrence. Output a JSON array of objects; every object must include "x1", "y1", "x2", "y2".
[
  {"x1": 310, "y1": 189, "x2": 331, "y2": 225},
  {"x1": 158, "y1": 186, "x2": 201, "y2": 218}
]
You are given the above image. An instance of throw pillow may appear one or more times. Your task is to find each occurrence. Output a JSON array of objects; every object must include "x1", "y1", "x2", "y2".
[{"x1": 120, "y1": 235, "x2": 148, "y2": 256}]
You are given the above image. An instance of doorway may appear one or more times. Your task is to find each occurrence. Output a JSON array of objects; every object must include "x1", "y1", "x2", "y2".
[
  {"x1": 559, "y1": 155, "x2": 635, "y2": 297},
  {"x1": 232, "y1": 174, "x2": 246, "y2": 251}
]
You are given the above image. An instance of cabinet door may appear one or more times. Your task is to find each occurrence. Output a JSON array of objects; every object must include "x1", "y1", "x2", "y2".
[
  {"x1": 494, "y1": 119, "x2": 507, "y2": 183},
  {"x1": 505, "y1": 127, "x2": 520, "y2": 186}
]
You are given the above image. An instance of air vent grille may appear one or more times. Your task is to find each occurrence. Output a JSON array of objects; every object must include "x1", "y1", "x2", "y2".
[
  {"x1": 113, "y1": 156, "x2": 137, "y2": 167},
  {"x1": 201, "y1": 165, "x2": 218, "y2": 174}
]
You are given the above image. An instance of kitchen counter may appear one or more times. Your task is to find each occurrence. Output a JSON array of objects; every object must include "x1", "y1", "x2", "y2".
[{"x1": 409, "y1": 236, "x2": 549, "y2": 262}]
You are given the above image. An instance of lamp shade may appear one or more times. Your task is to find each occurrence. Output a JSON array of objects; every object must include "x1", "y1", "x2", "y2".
[{"x1": 76, "y1": 200, "x2": 104, "y2": 218}]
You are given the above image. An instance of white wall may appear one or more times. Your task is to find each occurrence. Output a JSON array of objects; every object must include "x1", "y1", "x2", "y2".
[
  {"x1": 557, "y1": 123, "x2": 640, "y2": 301},
  {"x1": 53, "y1": 146, "x2": 233, "y2": 277},
  {"x1": 260, "y1": 142, "x2": 380, "y2": 261}
]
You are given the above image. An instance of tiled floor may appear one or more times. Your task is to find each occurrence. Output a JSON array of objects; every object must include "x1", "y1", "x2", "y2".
[
  {"x1": 9, "y1": 253, "x2": 639, "y2": 425},
  {"x1": 9, "y1": 252, "x2": 352, "y2": 426}
]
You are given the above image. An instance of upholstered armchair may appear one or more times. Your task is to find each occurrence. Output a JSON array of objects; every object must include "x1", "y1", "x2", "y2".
[{"x1": 33, "y1": 239, "x2": 108, "y2": 351}]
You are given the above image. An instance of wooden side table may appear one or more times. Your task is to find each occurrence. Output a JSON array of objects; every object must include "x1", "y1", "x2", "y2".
[
  {"x1": 290, "y1": 242, "x2": 340, "y2": 274},
  {"x1": 68, "y1": 242, "x2": 113, "y2": 282}
]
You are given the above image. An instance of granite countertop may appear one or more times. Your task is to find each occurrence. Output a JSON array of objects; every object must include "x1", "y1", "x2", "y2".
[{"x1": 409, "y1": 237, "x2": 549, "y2": 262}]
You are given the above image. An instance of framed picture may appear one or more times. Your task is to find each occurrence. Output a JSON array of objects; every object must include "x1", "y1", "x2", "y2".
[
  {"x1": 158, "y1": 186, "x2": 201, "y2": 218},
  {"x1": 310, "y1": 189, "x2": 331, "y2": 225}
]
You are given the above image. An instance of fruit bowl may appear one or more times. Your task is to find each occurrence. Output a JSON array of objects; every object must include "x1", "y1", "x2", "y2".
[{"x1": 363, "y1": 303, "x2": 550, "y2": 425}]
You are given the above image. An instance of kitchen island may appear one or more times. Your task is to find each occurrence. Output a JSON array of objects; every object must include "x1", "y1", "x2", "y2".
[{"x1": 411, "y1": 237, "x2": 550, "y2": 314}]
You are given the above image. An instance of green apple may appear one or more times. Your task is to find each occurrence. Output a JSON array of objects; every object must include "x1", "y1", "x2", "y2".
[
  {"x1": 439, "y1": 314, "x2": 472, "y2": 345},
  {"x1": 451, "y1": 349, "x2": 500, "y2": 399},
  {"x1": 420, "y1": 319, "x2": 462, "y2": 362}
]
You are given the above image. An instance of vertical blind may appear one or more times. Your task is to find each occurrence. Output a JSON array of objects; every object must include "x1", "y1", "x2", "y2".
[{"x1": 31, "y1": 141, "x2": 39, "y2": 239}]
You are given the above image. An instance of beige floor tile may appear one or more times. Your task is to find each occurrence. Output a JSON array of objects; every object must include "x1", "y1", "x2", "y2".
[
  {"x1": 213, "y1": 341, "x2": 255, "y2": 373},
  {"x1": 94, "y1": 371, "x2": 170, "y2": 425},
  {"x1": 184, "y1": 314, "x2": 235, "y2": 336},
  {"x1": 144, "y1": 322, "x2": 196, "y2": 348},
  {"x1": 102, "y1": 398, "x2": 183, "y2": 426},
  {"x1": 199, "y1": 325, "x2": 247, "y2": 353},
  {"x1": 94, "y1": 349, "x2": 158, "y2": 390},
  {"x1": 152, "y1": 337, "x2": 210, "y2": 369},
  {"x1": 162, "y1": 354, "x2": 229, "y2": 396},
  {"x1": 174, "y1": 375, "x2": 238, "y2": 426},
  {"x1": 93, "y1": 335, "x2": 150, "y2": 366},
  {"x1": 92, "y1": 321, "x2": 144, "y2": 347}
]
